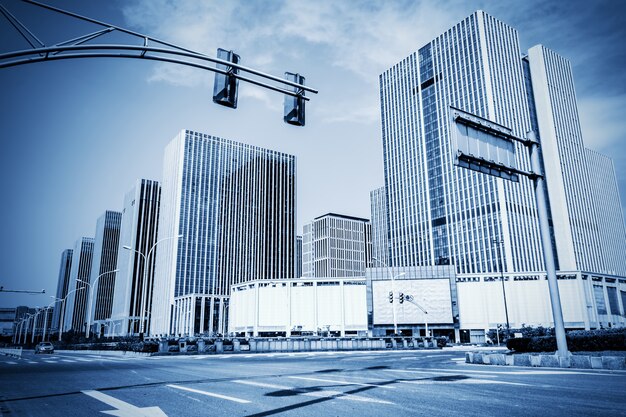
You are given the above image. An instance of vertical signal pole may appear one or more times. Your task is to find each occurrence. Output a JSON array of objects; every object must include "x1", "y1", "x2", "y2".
[{"x1": 528, "y1": 131, "x2": 569, "y2": 359}]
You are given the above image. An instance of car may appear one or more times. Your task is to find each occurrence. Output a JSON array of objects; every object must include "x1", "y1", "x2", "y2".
[{"x1": 35, "y1": 342, "x2": 54, "y2": 354}]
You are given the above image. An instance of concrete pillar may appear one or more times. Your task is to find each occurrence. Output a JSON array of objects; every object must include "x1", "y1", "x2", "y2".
[
  {"x1": 233, "y1": 339, "x2": 240, "y2": 352},
  {"x1": 215, "y1": 340, "x2": 223, "y2": 353},
  {"x1": 197, "y1": 339, "x2": 205, "y2": 353}
]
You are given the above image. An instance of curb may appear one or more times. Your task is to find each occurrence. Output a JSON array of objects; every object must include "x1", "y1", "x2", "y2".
[
  {"x1": 465, "y1": 351, "x2": 626, "y2": 370},
  {"x1": 55, "y1": 349, "x2": 151, "y2": 357}
]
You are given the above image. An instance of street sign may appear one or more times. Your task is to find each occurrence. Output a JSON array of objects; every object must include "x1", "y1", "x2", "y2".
[{"x1": 450, "y1": 106, "x2": 527, "y2": 182}]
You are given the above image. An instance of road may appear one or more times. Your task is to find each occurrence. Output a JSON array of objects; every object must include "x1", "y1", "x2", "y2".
[{"x1": 1, "y1": 348, "x2": 625, "y2": 416}]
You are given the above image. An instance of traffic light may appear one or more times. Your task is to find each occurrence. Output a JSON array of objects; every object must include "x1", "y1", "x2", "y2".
[
  {"x1": 388, "y1": 291, "x2": 393, "y2": 303},
  {"x1": 399, "y1": 292, "x2": 404, "y2": 304},
  {"x1": 284, "y1": 72, "x2": 305, "y2": 126},
  {"x1": 213, "y1": 48, "x2": 240, "y2": 108}
]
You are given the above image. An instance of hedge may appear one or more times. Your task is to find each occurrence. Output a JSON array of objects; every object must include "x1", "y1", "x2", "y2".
[{"x1": 507, "y1": 329, "x2": 626, "y2": 353}]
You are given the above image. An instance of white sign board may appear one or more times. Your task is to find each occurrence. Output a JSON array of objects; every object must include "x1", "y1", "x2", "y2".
[
  {"x1": 372, "y1": 279, "x2": 453, "y2": 325},
  {"x1": 450, "y1": 106, "x2": 521, "y2": 182}
]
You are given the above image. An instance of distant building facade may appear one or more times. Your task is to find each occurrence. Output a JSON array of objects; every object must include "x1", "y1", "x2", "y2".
[
  {"x1": 295, "y1": 235, "x2": 303, "y2": 278},
  {"x1": 370, "y1": 187, "x2": 388, "y2": 266},
  {"x1": 151, "y1": 129, "x2": 296, "y2": 337},
  {"x1": 88, "y1": 210, "x2": 122, "y2": 336},
  {"x1": 302, "y1": 213, "x2": 372, "y2": 278},
  {"x1": 63, "y1": 237, "x2": 94, "y2": 332},
  {"x1": 111, "y1": 179, "x2": 161, "y2": 336},
  {"x1": 51, "y1": 249, "x2": 73, "y2": 332}
]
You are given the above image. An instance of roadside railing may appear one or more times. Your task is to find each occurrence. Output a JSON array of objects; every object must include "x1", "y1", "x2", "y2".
[{"x1": 0, "y1": 347, "x2": 22, "y2": 358}]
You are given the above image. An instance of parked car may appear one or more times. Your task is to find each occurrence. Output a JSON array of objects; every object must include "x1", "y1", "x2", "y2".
[{"x1": 35, "y1": 342, "x2": 54, "y2": 354}]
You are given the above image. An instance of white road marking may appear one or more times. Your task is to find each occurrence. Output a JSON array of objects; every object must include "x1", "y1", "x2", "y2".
[
  {"x1": 74, "y1": 358, "x2": 94, "y2": 362},
  {"x1": 5, "y1": 361, "x2": 17, "y2": 365},
  {"x1": 413, "y1": 367, "x2": 620, "y2": 377},
  {"x1": 60, "y1": 359, "x2": 76, "y2": 363},
  {"x1": 167, "y1": 384, "x2": 251, "y2": 404},
  {"x1": 451, "y1": 358, "x2": 466, "y2": 362},
  {"x1": 82, "y1": 390, "x2": 167, "y2": 416},
  {"x1": 288, "y1": 376, "x2": 396, "y2": 389},
  {"x1": 399, "y1": 378, "x2": 529, "y2": 386},
  {"x1": 232, "y1": 380, "x2": 392, "y2": 404}
]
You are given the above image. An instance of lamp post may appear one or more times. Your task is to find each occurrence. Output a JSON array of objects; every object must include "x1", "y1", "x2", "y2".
[
  {"x1": 493, "y1": 238, "x2": 510, "y2": 333},
  {"x1": 80, "y1": 268, "x2": 119, "y2": 338},
  {"x1": 372, "y1": 257, "x2": 406, "y2": 335},
  {"x1": 123, "y1": 234, "x2": 183, "y2": 337},
  {"x1": 405, "y1": 294, "x2": 429, "y2": 337},
  {"x1": 31, "y1": 307, "x2": 42, "y2": 344},
  {"x1": 56, "y1": 287, "x2": 82, "y2": 342},
  {"x1": 41, "y1": 300, "x2": 56, "y2": 342}
]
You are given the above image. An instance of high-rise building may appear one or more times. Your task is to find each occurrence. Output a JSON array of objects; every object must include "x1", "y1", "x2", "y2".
[
  {"x1": 151, "y1": 129, "x2": 296, "y2": 336},
  {"x1": 380, "y1": 11, "x2": 543, "y2": 274},
  {"x1": 525, "y1": 45, "x2": 604, "y2": 273},
  {"x1": 88, "y1": 210, "x2": 122, "y2": 336},
  {"x1": 63, "y1": 237, "x2": 94, "y2": 332},
  {"x1": 111, "y1": 179, "x2": 161, "y2": 336},
  {"x1": 51, "y1": 249, "x2": 72, "y2": 332},
  {"x1": 370, "y1": 187, "x2": 388, "y2": 266},
  {"x1": 378, "y1": 10, "x2": 626, "y2": 335},
  {"x1": 586, "y1": 149, "x2": 626, "y2": 276},
  {"x1": 295, "y1": 235, "x2": 303, "y2": 278},
  {"x1": 302, "y1": 213, "x2": 372, "y2": 278}
]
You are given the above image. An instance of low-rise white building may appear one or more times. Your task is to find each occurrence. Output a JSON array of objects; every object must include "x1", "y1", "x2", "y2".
[{"x1": 229, "y1": 277, "x2": 368, "y2": 337}]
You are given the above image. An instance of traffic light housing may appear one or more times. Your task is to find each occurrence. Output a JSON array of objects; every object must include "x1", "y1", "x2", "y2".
[
  {"x1": 284, "y1": 72, "x2": 305, "y2": 126},
  {"x1": 213, "y1": 48, "x2": 240, "y2": 108},
  {"x1": 388, "y1": 291, "x2": 393, "y2": 303},
  {"x1": 399, "y1": 292, "x2": 404, "y2": 304}
]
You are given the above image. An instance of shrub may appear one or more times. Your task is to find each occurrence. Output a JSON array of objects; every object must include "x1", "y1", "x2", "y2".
[
  {"x1": 436, "y1": 337, "x2": 448, "y2": 348},
  {"x1": 506, "y1": 328, "x2": 626, "y2": 353}
]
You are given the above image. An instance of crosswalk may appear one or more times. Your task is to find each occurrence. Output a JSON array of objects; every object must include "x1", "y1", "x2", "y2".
[{"x1": 0, "y1": 353, "x2": 151, "y2": 366}]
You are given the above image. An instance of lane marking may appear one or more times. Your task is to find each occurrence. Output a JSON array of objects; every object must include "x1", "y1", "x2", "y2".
[
  {"x1": 412, "y1": 367, "x2": 620, "y2": 377},
  {"x1": 232, "y1": 380, "x2": 392, "y2": 404},
  {"x1": 167, "y1": 384, "x2": 251, "y2": 404},
  {"x1": 399, "y1": 378, "x2": 529, "y2": 386},
  {"x1": 82, "y1": 390, "x2": 167, "y2": 416},
  {"x1": 5, "y1": 361, "x2": 17, "y2": 365},
  {"x1": 60, "y1": 359, "x2": 76, "y2": 363},
  {"x1": 288, "y1": 376, "x2": 396, "y2": 389}
]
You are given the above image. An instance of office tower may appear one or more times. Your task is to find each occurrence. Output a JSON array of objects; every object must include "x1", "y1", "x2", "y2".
[
  {"x1": 295, "y1": 235, "x2": 303, "y2": 278},
  {"x1": 302, "y1": 213, "x2": 372, "y2": 278},
  {"x1": 51, "y1": 249, "x2": 72, "y2": 332},
  {"x1": 87, "y1": 210, "x2": 122, "y2": 336},
  {"x1": 586, "y1": 149, "x2": 626, "y2": 276},
  {"x1": 151, "y1": 129, "x2": 296, "y2": 336},
  {"x1": 111, "y1": 179, "x2": 161, "y2": 336},
  {"x1": 370, "y1": 186, "x2": 388, "y2": 265},
  {"x1": 63, "y1": 237, "x2": 94, "y2": 332},
  {"x1": 380, "y1": 11, "x2": 543, "y2": 274},
  {"x1": 525, "y1": 45, "x2": 604, "y2": 273}
]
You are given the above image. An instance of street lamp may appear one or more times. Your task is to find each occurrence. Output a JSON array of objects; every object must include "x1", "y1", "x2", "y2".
[
  {"x1": 372, "y1": 256, "x2": 406, "y2": 335},
  {"x1": 493, "y1": 238, "x2": 510, "y2": 332},
  {"x1": 31, "y1": 307, "x2": 42, "y2": 344},
  {"x1": 55, "y1": 287, "x2": 84, "y2": 342},
  {"x1": 405, "y1": 294, "x2": 429, "y2": 337},
  {"x1": 79, "y1": 268, "x2": 119, "y2": 338},
  {"x1": 123, "y1": 233, "x2": 183, "y2": 337},
  {"x1": 41, "y1": 300, "x2": 57, "y2": 342}
]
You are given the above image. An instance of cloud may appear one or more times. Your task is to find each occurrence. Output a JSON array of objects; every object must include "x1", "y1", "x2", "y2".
[{"x1": 578, "y1": 94, "x2": 626, "y2": 151}]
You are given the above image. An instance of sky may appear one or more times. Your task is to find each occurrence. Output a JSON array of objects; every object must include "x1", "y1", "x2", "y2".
[{"x1": 1, "y1": 0, "x2": 625, "y2": 309}]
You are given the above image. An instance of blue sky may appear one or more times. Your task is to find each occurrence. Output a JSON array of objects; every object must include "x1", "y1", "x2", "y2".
[{"x1": 1, "y1": 0, "x2": 625, "y2": 308}]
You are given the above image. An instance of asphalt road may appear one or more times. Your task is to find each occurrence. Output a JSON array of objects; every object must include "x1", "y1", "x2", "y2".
[{"x1": 1, "y1": 348, "x2": 625, "y2": 417}]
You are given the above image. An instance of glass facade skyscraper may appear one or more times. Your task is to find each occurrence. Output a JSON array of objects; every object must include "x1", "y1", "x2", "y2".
[
  {"x1": 63, "y1": 237, "x2": 94, "y2": 332},
  {"x1": 380, "y1": 11, "x2": 543, "y2": 275},
  {"x1": 151, "y1": 129, "x2": 296, "y2": 336},
  {"x1": 88, "y1": 210, "x2": 122, "y2": 335},
  {"x1": 111, "y1": 179, "x2": 161, "y2": 336},
  {"x1": 51, "y1": 249, "x2": 72, "y2": 332}
]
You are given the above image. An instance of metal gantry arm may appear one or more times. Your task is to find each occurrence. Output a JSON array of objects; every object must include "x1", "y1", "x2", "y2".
[{"x1": 0, "y1": 0, "x2": 318, "y2": 101}]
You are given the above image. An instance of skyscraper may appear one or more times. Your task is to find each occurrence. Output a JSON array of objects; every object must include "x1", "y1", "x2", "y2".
[
  {"x1": 88, "y1": 210, "x2": 122, "y2": 336},
  {"x1": 380, "y1": 11, "x2": 543, "y2": 274},
  {"x1": 295, "y1": 235, "x2": 303, "y2": 278},
  {"x1": 111, "y1": 179, "x2": 161, "y2": 336},
  {"x1": 370, "y1": 186, "x2": 388, "y2": 266},
  {"x1": 63, "y1": 237, "x2": 94, "y2": 332},
  {"x1": 302, "y1": 213, "x2": 372, "y2": 278},
  {"x1": 378, "y1": 10, "x2": 626, "y2": 334},
  {"x1": 51, "y1": 249, "x2": 72, "y2": 333},
  {"x1": 151, "y1": 129, "x2": 296, "y2": 336},
  {"x1": 525, "y1": 45, "x2": 604, "y2": 273},
  {"x1": 586, "y1": 149, "x2": 626, "y2": 276}
]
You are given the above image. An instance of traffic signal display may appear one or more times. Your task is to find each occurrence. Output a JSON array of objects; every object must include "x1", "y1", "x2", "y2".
[{"x1": 213, "y1": 48, "x2": 240, "y2": 108}]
